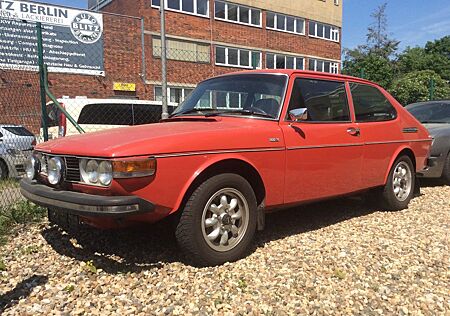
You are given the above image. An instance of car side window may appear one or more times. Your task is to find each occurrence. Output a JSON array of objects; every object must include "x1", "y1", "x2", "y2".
[
  {"x1": 287, "y1": 78, "x2": 350, "y2": 122},
  {"x1": 77, "y1": 104, "x2": 133, "y2": 125},
  {"x1": 350, "y1": 83, "x2": 397, "y2": 122}
]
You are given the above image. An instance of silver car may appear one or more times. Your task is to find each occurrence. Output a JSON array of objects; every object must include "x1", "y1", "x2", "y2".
[
  {"x1": 406, "y1": 100, "x2": 450, "y2": 183},
  {"x1": 0, "y1": 125, "x2": 36, "y2": 153},
  {"x1": 0, "y1": 143, "x2": 27, "y2": 179}
]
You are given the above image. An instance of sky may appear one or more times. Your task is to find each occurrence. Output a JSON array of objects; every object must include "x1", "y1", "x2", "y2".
[{"x1": 33, "y1": 0, "x2": 450, "y2": 52}]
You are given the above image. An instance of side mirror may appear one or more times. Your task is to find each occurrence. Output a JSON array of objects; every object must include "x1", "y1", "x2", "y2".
[{"x1": 289, "y1": 108, "x2": 308, "y2": 122}]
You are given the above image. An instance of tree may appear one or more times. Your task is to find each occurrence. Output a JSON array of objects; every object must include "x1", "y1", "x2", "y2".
[
  {"x1": 390, "y1": 70, "x2": 450, "y2": 105},
  {"x1": 366, "y1": 3, "x2": 400, "y2": 58},
  {"x1": 342, "y1": 2, "x2": 399, "y2": 88},
  {"x1": 397, "y1": 38, "x2": 450, "y2": 81}
]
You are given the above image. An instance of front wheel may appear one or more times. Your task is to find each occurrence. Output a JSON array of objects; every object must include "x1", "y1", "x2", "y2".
[
  {"x1": 381, "y1": 155, "x2": 415, "y2": 210},
  {"x1": 0, "y1": 159, "x2": 8, "y2": 179},
  {"x1": 175, "y1": 173, "x2": 257, "y2": 266}
]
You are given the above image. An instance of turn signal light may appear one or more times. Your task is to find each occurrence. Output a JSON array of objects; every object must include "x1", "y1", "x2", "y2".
[{"x1": 112, "y1": 158, "x2": 156, "y2": 178}]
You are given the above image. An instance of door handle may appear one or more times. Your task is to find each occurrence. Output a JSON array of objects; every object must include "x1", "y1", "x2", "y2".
[{"x1": 347, "y1": 127, "x2": 360, "y2": 136}]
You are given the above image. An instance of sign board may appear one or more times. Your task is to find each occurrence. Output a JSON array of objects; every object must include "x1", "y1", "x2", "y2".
[
  {"x1": 0, "y1": 0, "x2": 105, "y2": 76},
  {"x1": 113, "y1": 82, "x2": 136, "y2": 92}
]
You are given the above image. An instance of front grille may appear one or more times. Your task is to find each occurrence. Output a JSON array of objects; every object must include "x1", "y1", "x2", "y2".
[
  {"x1": 64, "y1": 157, "x2": 81, "y2": 182},
  {"x1": 39, "y1": 154, "x2": 81, "y2": 183}
]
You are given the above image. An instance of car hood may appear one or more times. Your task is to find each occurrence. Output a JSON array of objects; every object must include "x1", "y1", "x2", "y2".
[
  {"x1": 423, "y1": 123, "x2": 450, "y2": 137},
  {"x1": 36, "y1": 117, "x2": 282, "y2": 157}
]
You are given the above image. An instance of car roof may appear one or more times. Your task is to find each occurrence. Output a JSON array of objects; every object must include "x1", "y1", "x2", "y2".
[
  {"x1": 212, "y1": 69, "x2": 377, "y2": 85},
  {"x1": 406, "y1": 100, "x2": 450, "y2": 108}
]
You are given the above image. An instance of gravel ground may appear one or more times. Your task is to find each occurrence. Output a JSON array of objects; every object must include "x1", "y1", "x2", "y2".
[{"x1": 0, "y1": 184, "x2": 449, "y2": 315}]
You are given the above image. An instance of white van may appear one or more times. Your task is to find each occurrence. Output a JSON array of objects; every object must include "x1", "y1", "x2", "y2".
[{"x1": 44, "y1": 98, "x2": 175, "y2": 139}]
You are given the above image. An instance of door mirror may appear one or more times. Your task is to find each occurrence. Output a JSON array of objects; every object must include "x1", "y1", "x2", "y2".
[{"x1": 289, "y1": 108, "x2": 308, "y2": 122}]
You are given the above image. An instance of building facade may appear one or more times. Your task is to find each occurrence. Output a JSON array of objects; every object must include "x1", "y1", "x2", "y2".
[{"x1": 90, "y1": 0, "x2": 343, "y2": 105}]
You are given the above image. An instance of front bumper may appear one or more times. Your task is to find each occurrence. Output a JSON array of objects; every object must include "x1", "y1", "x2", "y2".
[{"x1": 20, "y1": 179, "x2": 154, "y2": 217}]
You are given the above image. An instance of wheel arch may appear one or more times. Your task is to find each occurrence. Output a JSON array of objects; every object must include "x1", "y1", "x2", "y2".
[
  {"x1": 383, "y1": 146, "x2": 416, "y2": 184},
  {"x1": 172, "y1": 156, "x2": 266, "y2": 215}
]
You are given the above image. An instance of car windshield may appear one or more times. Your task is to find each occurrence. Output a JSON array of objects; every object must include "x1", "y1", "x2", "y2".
[
  {"x1": 171, "y1": 74, "x2": 287, "y2": 119},
  {"x1": 407, "y1": 102, "x2": 450, "y2": 123}
]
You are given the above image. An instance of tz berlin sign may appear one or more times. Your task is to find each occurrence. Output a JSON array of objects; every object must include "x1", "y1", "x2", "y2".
[{"x1": 0, "y1": 0, "x2": 105, "y2": 76}]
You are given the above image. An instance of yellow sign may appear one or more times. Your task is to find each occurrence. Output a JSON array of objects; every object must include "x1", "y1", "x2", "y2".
[{"x1": 113, "y1": 82, "x2": 136, "y2": 92}]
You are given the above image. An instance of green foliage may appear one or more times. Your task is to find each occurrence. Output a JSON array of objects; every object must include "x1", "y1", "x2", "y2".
[
  {"x1": 0, "y1": 259, "x2": 6, "y2": 271},
  {"x1": 64, "y1": 284, "x2": 75, "y2": 293},
  {"x1": 84, "y1": 260, "x2": 98, "y2": 274},
  {"x1": 343, "y1": 52, "x2": 394, "y2": 88},
  {"x1": 397, "y1": 46, "x2": 450, "y2": 81},
  {"x1": 334, "y1": 269, "x2": 346, "y2": 280},
  {"x1": 390, "y1": 70, "x2": 450, "y2": 105},
  {"x1": 342, "y1": 3, "x2": 449, "y2": 104},
  {"x1": 0, "y1": 201, "x2": 46, "y2": 244}
]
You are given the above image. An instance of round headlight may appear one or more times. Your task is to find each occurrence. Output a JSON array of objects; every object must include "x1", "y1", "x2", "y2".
[
  {"x1": 25, "y1": 156, "x2": 40, "y2": 180},
  {"x1": 47, "y1": 157, "x2": 64, "y2": 185},
  {"x1": 86, "y1": 160, "x2": 99, "y2": 183},
  {"x1": 98, "y1": 161, "x2": 113, "y2": 186}
]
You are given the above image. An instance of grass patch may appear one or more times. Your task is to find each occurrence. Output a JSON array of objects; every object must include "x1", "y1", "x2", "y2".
[
  {"x1": 0, "y1": 179, "x2": 20, "y2": 190},
  {"x1": 0, "y1": 201, "x2": 47, "y2": 244}
]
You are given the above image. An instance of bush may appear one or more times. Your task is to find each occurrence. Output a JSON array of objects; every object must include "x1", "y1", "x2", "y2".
[{"x1": 390, "y1": 70, "x2": 450, "y2": 105}]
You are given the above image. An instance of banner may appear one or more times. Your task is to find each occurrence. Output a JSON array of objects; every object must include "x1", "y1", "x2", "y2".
[{"x1": 0, "y1": 0, "x2": 105, "y2": 75}]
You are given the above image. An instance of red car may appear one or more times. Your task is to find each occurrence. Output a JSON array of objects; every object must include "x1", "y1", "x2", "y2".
[{"x1": 21, "y1": 70, "x2": 432, "y2": 266}]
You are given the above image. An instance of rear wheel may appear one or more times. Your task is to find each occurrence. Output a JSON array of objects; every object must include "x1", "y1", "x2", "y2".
[
  {"x1": 175, "y1": 173, "x2": 257, "y2": 266},
  {"x1": 380, "y1": 155, "x2": 415, "y2": 210},
  {"x1": 0, "y1": 159, "x2": 8, "y2": 179},
  {"x1": 441, "y1": 152, "x2": 450, "y2": 184}
]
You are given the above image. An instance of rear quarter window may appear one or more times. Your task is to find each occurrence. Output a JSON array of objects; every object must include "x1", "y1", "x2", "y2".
[
  {"x1": 77, "y1": 104, "x2": 133, "y2": 125},
  {"x1": 350, "y1": 83, "x2": 397, "y2": 122}
]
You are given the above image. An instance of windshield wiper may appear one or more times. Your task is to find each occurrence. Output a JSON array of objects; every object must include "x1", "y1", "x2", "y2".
[
  {"x1": 205, "y1": 109, "x2": 274, "y2": 119},
  {"x1": 169, "y1": 108, "x2": 215, "y2": 118}
]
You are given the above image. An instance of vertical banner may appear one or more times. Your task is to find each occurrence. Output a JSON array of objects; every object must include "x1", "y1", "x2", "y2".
[{"x1": 0, "y1": 0, "x2": 105, "y2": 75}]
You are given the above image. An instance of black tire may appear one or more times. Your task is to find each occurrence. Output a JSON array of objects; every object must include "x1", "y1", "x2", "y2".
[
  {"x1": 441, "y1": 152, "x2": 450, "y2": 184},
  {"x1": 380, "y1": 155, "x2": 415, "y2": 211},
  {"x1": 0, "y1": 159, "x2": 8, "y2": 179},
  {"x1": 175, "y1": 173, "x2": 257, "y2": 266}
]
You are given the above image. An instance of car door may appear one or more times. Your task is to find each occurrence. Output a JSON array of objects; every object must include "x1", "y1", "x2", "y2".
[
  {"x1": 348, "y1": 82, "x2": 400, "y2": 188},
  {"x1": 281, "y1": 76, "x2": 364, "y2": 204}
]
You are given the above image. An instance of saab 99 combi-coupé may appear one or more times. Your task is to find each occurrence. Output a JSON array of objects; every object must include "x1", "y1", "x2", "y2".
[{"x1": 21, "y1": 70, "x2": 432, "y2": 266}]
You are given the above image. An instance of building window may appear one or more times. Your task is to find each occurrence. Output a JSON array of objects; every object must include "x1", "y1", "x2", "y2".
[
  {"x1": 308, "y1": 58, "x2": 339, "y2": 74},
  {"x1": 266, "y1": 11, "x2": 305, "y2": 35},
  {"x1": 155, "y1": 86, "x2": 195, "y2": 105},
  {"x1": 334, "y1": 0, "x2": 339, "y2": 5},
  {"x1": 266, "y1": 53, "x2": 304, "y2": 70},
  {"x1": 215, "y1": 46, "x2": 262, "y2": 69},
  {"x1": 214, "y1": 1, "x2": 261, "y2": 27},
  {"x1": 151, "y1": 0, "x2": 209, "y2": 17},
  {"x1": 308, "y1": 21, "x2": 340, "y2": 42},
  {"x1": 153, "y1": 37, "x2": 211, "y2": 63}
]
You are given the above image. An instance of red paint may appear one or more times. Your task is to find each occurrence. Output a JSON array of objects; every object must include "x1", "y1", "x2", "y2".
[{"x1": 35, "y1": 70, "x2": 432, "y2": 227}]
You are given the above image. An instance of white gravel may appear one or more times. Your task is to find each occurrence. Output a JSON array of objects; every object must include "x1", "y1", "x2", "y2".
[{"x1": 0, "y1": 184, "x2": 449, "y2": 315}]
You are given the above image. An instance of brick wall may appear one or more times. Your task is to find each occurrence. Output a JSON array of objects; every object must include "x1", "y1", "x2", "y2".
[{"x1": 1, "y1": 0, "x2": 342, "y2": 132}]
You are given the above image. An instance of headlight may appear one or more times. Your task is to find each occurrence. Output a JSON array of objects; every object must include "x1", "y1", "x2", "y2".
[
  {"x1": 80, "y1": 159, "x2": 99, "y2": 184},
  {"x1": 98, "y1": 161, "x2": 113, "y2": 186},
  {"x1": 25, "y1": 155, "x2": 40, "y2": 180},
  {"x1": 47, "y1": 157, "x2": 64, "y2": 185}
]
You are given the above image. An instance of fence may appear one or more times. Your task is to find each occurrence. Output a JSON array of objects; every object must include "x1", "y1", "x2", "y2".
[{"x1": 0, "y1": 10, "x2": 158, "y2": 214}]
